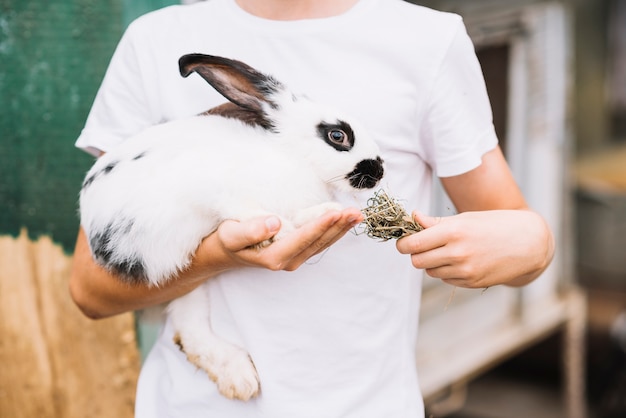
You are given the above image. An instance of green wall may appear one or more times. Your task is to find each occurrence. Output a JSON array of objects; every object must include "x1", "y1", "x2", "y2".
[
  {"x1": 0, "y1": 0, "x2": 177, "y2": 252},
  {"x1": 123, "y1": 0, "x2": 180, "y2": 26}
]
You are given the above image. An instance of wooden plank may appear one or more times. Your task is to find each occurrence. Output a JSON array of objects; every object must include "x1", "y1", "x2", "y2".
[
  {"x1": 419, "y1": 290, "x2": 585, "y2": 404},
  {"x1": 0, "y1": 230, "x2": 140, "y2": 418}
]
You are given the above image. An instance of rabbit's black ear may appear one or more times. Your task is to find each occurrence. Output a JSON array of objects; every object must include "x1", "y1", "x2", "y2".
[{"x1": 179, "y1": 54, "x2": 283, "y2": 114}]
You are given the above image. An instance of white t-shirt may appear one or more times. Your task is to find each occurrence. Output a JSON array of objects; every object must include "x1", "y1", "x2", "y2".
[{"x1": 76, "y1": 0, "x2": 498, "y2": 416}]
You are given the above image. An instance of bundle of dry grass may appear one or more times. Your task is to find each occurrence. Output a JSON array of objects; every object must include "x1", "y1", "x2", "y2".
[{"x1": 360, "y1": 189, "x2": 424, "y2": 241}]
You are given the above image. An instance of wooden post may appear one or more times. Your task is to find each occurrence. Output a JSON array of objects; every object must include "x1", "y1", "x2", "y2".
[{"x1": 0, "y1": 230, "x2": 140, "y2": 418}]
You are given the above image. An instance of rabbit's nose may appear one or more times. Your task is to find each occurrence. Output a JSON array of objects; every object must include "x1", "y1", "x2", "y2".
[{"x1": 348, "y1": 157, "x2": 384, "y2": 189}]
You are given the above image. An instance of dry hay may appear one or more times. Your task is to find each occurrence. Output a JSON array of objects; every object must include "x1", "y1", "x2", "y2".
[{"x1": 360, "y1": 189, "x2": 424, "y2": 241}]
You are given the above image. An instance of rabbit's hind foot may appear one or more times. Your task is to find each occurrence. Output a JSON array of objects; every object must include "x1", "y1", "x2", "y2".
[{"x1": 173, "y1": 332, "x2": 261, "y2": 401}]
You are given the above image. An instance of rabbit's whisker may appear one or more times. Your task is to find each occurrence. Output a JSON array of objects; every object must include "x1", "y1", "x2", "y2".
[{"x1": 325, "y1": 175, "x2": 347, "y2": 185}]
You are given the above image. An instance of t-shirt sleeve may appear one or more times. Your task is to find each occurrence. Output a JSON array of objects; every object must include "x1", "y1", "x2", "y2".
[
  {"x1": 75, "y1": 22, "x2": 155, "y2": 156},
  {"x1": 421, "y1": 19, "x2": 499, "y2": 178}
]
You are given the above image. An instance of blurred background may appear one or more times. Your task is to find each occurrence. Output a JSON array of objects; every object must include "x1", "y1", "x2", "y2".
[{"x1": 0, "y1": 0, "x2": 624, "y2": 417}]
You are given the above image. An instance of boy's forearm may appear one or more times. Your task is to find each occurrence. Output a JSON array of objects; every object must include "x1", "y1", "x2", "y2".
[
  {"x1": 69, "y1": 227, "x2": 224, "y2": 319},
  {"x1": 69, "y1": 210, "x2": 362, "y2": 318}
]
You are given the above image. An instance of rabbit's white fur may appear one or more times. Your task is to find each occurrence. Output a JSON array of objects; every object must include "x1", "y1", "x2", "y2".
[{"x1": 79, "y1": 54, "x2": 384, "y2": 401}]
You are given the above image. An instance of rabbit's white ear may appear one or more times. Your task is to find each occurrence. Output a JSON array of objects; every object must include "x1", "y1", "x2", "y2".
[{"x1": 180, "y1": 54, "x2": 283, "y2": 118}]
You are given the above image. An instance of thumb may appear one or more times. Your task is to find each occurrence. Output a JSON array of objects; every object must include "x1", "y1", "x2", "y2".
[
  {"x1": 218, "y1": 216, "x2": 282, "y2": 251},
  {"x1": 411, "y1": 211, "x2": 442, "y2": 229}
]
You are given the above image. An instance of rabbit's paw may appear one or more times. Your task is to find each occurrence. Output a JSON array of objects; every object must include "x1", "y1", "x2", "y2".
[
  {"x1": 174, "y1": 333, "x2": 260, "y2": 401},
  {"x1": 252, "y1": 217, "x2": 295, "y2": 248},
  {"x1": 213, "y1": 349, "x2": 260, "y2": 401}
]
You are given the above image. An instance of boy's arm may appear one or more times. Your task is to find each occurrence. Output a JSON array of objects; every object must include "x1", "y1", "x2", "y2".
[
  {"x1": 396, "y1": 146, "x2": 554, "y2": 289},
  {"x1": 70, "y1": 209, "x2": 363, "y2": 319}
]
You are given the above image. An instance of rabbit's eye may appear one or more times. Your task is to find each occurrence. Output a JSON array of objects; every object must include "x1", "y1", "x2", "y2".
[
  {"x1": 329, "y1": 129, "x2": 348, "y2": 145},
  {"x1": 317, "y1": 121, "x2": 354, "y2": 151}
]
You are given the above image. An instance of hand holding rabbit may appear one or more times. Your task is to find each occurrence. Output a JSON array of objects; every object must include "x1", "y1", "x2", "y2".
[{"x1": 214, "y1": 209, "x2": 364, "y2": 272}]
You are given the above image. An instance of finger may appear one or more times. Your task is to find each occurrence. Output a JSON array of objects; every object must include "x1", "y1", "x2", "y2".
[
  {"x1": 411, "y1": 246, "x2": 455, "y2": 272},
  {"x1": 412, "y1": 210, "x2": 442, "y2": 229},
  {"x1": 440, "y1": 277, "x2": 472, "y2": 288},
  {"x1": 218, "y1": 216, "x2": 282, "y2": 252},
  {"x1": 426, "y1": 265, "x2": 487, "y2": 289},
  {"x1": 278, "y1": 209, "x2": 362, "y2": 267},
  {"x1": 288, "y1": 210, "x2": 362, "y2": 265},
  {"x1": 311, "y1": 219, "x2": 358, "y2": 256},
  {"x1": 396, "y1": 222, "x2": 448, "y2": 255},
  {"x1": 439, "y1": 276, "x2": 485, "y2": 289}
]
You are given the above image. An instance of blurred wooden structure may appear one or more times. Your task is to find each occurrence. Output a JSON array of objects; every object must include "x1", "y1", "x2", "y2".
[
  {"x1": 0, "y1": 231, "x2": 140, "y2": 418},
  {"x1": 410, "y1": 2, "x2": 587, "y2": 417}
]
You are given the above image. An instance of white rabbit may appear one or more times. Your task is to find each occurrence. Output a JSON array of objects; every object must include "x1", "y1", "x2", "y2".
[{"x1": 79, "y1": 54, "x2": 385, "y2": 401}]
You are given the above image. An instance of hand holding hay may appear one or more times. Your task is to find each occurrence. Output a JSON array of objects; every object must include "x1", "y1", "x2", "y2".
[
  {"x1": 360, "y1": 189, "x2": 424, "y2": 240},
  {"x1": 361, "y1": 191, "x2": 490, "y2": 307}
]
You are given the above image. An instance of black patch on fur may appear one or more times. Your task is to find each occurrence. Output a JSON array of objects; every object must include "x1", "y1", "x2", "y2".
[
  {"x1": 103, "y1": 161, "x2": 117, "y2": 174},
  {"x1": 110, "y1": 258, "x2": 147, "y2": 282},
  {"x1": 81, "y1": 161, "x2": 119, "y2": 190},
  {"x1": 133, "y1": 152, "x2": 146, "y2": 160},
  {"x1": 82, "y1": 173, "x2": 97, "y2": 189},
  {"x1": 204, "y1": 103, "x2": 277, "y2": 132},
  {"x1": 317, "y1": 121, "x2": 355, "y2": 151},
  {"x1": 347, "y1": 157, "x2": 384, "y2": 189},
  {"x1": 89, "y1": 220, "x2": 147, "y2": 283}
]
